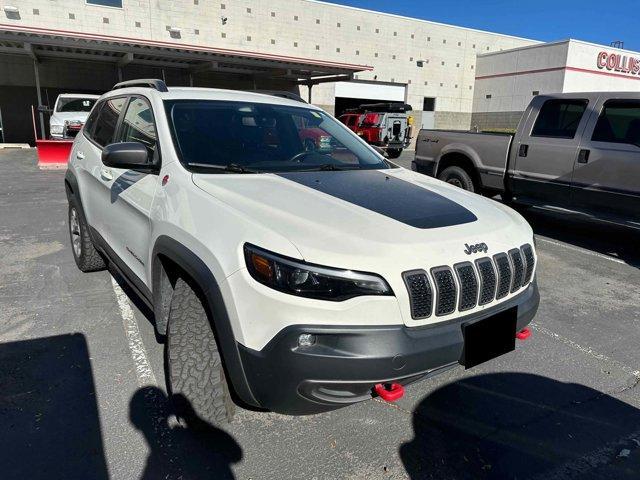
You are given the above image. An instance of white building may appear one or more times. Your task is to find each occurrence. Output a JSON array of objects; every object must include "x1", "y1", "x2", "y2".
[
  {"x1": 472, "y1": 39, "x2": 640, "y2": 130},
  {"x1": 0, "y1": 0, "x2": 537, "y2": 143}
]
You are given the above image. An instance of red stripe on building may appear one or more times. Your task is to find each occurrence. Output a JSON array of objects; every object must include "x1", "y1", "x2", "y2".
[{"x1": 476, "y1": 65, "x2": 640, "y2": 81}]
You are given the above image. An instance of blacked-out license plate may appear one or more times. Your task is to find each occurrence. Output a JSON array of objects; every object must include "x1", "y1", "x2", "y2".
[{"x1": 461, "y1": 307, "x2": 517, "y2": 369}]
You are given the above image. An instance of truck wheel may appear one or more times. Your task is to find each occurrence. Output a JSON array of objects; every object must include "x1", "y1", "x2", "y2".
[
  {"x1": 386, "y1": 148, "x2": 402, "y2": 159},
  {"x1": 166, "y1": 278, "x2": 235, "y2": 428},
  {"x1": 68, "y1": 201, "x2": 106, "y2": 272},
  {"x1": 438, "y1": 166, "x2": 475, "y2": 193}
]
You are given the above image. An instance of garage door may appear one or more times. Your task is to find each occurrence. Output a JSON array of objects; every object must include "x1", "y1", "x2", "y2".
[{"x1": 335, "y1": 82, "x2": 406, "y2": 102}]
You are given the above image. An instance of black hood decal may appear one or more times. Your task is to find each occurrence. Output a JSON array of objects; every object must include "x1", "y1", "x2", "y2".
[{"x1": 277, "y1": 170, "x2": 477, "y2": 229}]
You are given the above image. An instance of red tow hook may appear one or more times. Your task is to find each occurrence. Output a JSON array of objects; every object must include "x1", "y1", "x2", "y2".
[
  {"x1": 516, "y1": 327, "x2": 532, "y2": 340},
  {"x1": 374, "y1": 383, "x2": 405, "y2": 402}
]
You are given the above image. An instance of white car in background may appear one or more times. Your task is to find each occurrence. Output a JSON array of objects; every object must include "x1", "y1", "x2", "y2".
[{"x1": 49, "y1": 93, "x2": 99, "y2": 139}]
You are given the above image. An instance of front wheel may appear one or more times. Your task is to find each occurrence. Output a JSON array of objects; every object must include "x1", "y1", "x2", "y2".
[
  {"x1": 166, "y1": 278, "x2": 235, "y2": 428},
  {"x1": 437, "y1": 166, "x2": 475, "y2": 193}
]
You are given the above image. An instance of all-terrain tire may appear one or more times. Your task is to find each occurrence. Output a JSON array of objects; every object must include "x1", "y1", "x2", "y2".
[
  {"x1": 437, "y1": 166, "x2": 476, "y2": 193},
  {"x1": 166, "y1": 278, "x2": 235, "y2": 428},
  {"x1": 68, "y1": 200, "x2": 107, "y2": 272}
]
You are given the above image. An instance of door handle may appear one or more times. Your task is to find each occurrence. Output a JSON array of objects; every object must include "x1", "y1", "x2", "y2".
[
  {"x1": 100, "y1": 168, "x2": 113, "y2": 181},
  {"x1": 577, "y1": 149, "x2": 590, "y2": 164},
  {"x1": 76, "y1": 151, "x2": 85, "y2": 160},
  {"x1": 518, "y1": 144, "x2": 529, "y2": 157}
]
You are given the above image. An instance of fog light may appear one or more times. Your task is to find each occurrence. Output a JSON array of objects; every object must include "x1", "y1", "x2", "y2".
[{"x1": 298, "y1": 333, "x2": 316, "y2": 347}]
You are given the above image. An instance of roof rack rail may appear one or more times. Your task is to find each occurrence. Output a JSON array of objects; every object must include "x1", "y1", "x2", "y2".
[
  {"x1": 112, "y1": 79, "x2": 168, "y2": 92},
  {"x1": 253, "y1": 90, "x2": 307, "y2": 103}
]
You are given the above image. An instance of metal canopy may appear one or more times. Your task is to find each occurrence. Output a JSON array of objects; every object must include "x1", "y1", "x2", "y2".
[{"x1": 0, "y1": 24, "x2": 371, "y2": 83}]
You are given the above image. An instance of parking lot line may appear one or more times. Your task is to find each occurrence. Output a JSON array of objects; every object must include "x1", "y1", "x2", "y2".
[
  {"x1": 111, "y1": 276, "x2": 156, "y2": 386},
  {"x1": 536, "y1": 236, "x2": 627, "y2": 265},
  {"x1": 531, "y1": 322, "x2": 640, "y2": 380}
]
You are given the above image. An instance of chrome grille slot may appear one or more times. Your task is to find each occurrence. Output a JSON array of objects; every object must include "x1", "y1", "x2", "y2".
[
  {"x1": 402, "y1": 270, "x2": 433, "y2": 319},
  {"x1": 509, "y1": 248, "x2": 524, "y2": 292},
  {"x1": 494, "y1": 253, "x2": 512, "y2": 300},
  {"x1": 475, "y1": 257, "x2": 497, "y2": 305},
  {"x1": 454, "y1": 262, "x2": 478, "y2": 311},
  {"x1": 432, "y1": 267, "x2": 457, "y2": 316},
  {"x1": 521, "y1": 244, "x2": 535, "y2": 285}
]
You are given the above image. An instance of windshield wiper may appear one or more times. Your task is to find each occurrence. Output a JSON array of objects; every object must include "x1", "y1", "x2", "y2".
[
  {"x1": 296, "y1": 163, "x2": 363, "y2": 172},
  {"x1": 186, "y1": 162, "x2": 259, "y2": 174}
]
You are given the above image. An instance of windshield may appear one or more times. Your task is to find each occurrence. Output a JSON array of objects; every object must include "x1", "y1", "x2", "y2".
[
  {"x1": 56, "y1": 97, "x2": 97, "y2": 113},
  {"x1": 164, "y1": 100, "x2": 389, "y2": 172}
]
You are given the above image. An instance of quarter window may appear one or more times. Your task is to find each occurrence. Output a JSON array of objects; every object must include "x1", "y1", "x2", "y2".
[
  {"x1": 119, "y1": 97, "x2": 157, "y2": 158},
  {"x1": 531, "y1": 99, "x2": 588, "y2": 139},
  {"x1": 92, "y1": 97, "x2": 126, "y2": 147},
  {"x1": 591, "y1": 100, "x2": 640, "y2": 146}
]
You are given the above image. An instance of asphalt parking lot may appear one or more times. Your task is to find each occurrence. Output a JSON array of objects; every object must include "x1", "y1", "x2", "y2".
[{"x1": 1, "y1": 148, "x2": 639, "y2": 480}]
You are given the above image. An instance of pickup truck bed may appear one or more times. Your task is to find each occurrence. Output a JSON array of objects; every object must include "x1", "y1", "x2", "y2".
[{"x1": 413, "y1": 130, "x2": 513, "y2": 194}]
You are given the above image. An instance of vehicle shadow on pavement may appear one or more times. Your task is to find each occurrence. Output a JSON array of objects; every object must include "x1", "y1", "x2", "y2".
[
  {"x1": 400, "y1": 372, "x2": 640, "y2": 479},
  {"x1": 129, "y1": 386, "x2": 242, "y2": 480},
  {"x1": 0, "y1": 333, "x2": 109, "y2": 479},
  {"x1": 515, "y1": 207, "x2": 640, "y2": 268}
]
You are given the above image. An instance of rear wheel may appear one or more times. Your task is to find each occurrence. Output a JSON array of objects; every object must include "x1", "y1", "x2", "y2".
[
  {"x1": 68, "y1": 200, "x2": 106, "y2": 272},
  {"x1": 166, "y1": 278, "x2": 235, "y2": 428},
  {"x1": 437, "y1": 166, "x2": 475, "y2": 193}
]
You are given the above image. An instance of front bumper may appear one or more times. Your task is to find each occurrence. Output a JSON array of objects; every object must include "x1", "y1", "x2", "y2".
[{"x1": 238, "y1": 280, "x2": 539, "y2": 414}]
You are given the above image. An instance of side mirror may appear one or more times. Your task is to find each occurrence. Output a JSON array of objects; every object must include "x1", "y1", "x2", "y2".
[
  {"x1": 37, "y1": 105, "x2": 52, "y2": 113},
  {"x1": 102, "y1": 142, "x2": 157, "y2": 172}
]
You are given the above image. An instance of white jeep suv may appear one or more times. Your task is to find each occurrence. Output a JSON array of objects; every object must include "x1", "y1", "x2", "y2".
[{"x1": 65, "y1": 79, "x2": 539, "y2": 426}]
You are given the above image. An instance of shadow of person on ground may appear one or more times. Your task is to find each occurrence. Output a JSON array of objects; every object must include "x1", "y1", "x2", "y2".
[
  {"x1": 130, "y1": 386, "x2": 242, "y2": 480},
  {"x1": 400, "y1": 372, "x2": 640, "y2": 479},
  {"x1": 0, "y1": 333, "x2": 109, "y2": 479}
]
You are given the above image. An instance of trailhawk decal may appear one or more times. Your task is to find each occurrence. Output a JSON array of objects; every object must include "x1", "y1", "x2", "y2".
[{"x1": 277, "y1": 170, "x2": 477, "y2": 229}]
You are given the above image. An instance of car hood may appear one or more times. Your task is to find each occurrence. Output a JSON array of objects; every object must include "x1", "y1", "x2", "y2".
[
  {"x1": 50, "y1": 111, "x2": 90, "y2": 125},
  {"x1": 192, "y1": 168, "x2": 533, "y2": 274}
]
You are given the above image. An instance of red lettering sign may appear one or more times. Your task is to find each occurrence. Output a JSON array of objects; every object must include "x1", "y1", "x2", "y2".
[{"x1": 597, "y1": 51, "x2": 640, "y2": 76}]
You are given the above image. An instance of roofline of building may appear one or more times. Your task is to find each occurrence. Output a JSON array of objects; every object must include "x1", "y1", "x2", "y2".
[
  {"x1": 477, "y1": 38, "x2": 640, "y2": 58},
  {"x1": 304, "y1": 0, "x2": 541, "y2": 43},
  {"x1": 0, "y1": 23, "x2": 374, "y2": 72}
]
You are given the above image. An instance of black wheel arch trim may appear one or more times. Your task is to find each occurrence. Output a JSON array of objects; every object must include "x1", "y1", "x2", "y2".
[{"x1": 151, "y1": 235, "x2": 260, "y2": 408}]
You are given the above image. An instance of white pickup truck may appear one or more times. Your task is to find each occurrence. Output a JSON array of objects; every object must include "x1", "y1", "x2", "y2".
[{"x1": 414, "y1": 92, "x2": 640, "y2": 229}]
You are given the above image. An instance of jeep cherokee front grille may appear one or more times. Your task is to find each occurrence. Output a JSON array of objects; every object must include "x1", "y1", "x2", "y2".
[
  {"x1": 475, "y1": 257, "x2": 497, "y2": 306},
  {"x1": 432, "y1": 267, "x2": 457, "y2": 316},
  {"x1": 521, "y1": 244, "x2": 535, "y2": 285},
  {"x1": 403, "y1": 244, "x2": 534, "y2": 320},
  {"x1": 454, "y1": 263, "x2": 478, "y2": 312},
  {"x1": 494, "y1": 253, "x2": 512, "y2": 300},
  {"x1": 402, "y1": 270, "x2": 433, "y2": 319},
  {"x1": 509, "y1": 248, "x2": 525, "y2": 293}
]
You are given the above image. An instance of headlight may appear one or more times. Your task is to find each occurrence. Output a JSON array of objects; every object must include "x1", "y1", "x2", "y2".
[
  {"x1": 50, "y1": 125, "x2": 64, "y2": 135},
  {"x1": 244, "y1": 244, "x2": 393, "y2": 301}
]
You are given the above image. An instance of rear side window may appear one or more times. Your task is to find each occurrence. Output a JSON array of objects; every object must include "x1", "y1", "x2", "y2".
[
  {"x1": 591, "y1": 100, "x2": 640, "y2": 146},
  {"x1": 83, "y1": 100, "x2": 103, "y2": 137},
  {"x1": 119, "y1": 97, "x2": 157, "y2": 158},
  {"x1": 531, "y1": 99, "x2": 588, "y2": 139},
  {"x1": 92, "y1": 97, "x2": 126, "y2": 147}
]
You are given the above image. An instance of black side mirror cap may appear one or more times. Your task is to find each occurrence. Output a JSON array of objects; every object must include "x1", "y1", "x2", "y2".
[{"x1": 101, "y1": 142, "x2": 158, "y2": 172}]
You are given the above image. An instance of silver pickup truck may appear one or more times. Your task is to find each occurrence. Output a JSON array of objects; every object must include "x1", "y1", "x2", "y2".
[{"x1": 413, "y1": 92, "x2": 640, "y2": 229}]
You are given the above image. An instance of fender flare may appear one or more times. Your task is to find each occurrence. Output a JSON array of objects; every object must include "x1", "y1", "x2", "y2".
[
  {"x1": 435, "y1": 145, "x2": 484, "y2": 186},
  {"x1": 151, "y1": 235, "x2": 259, "y2": 408}
]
